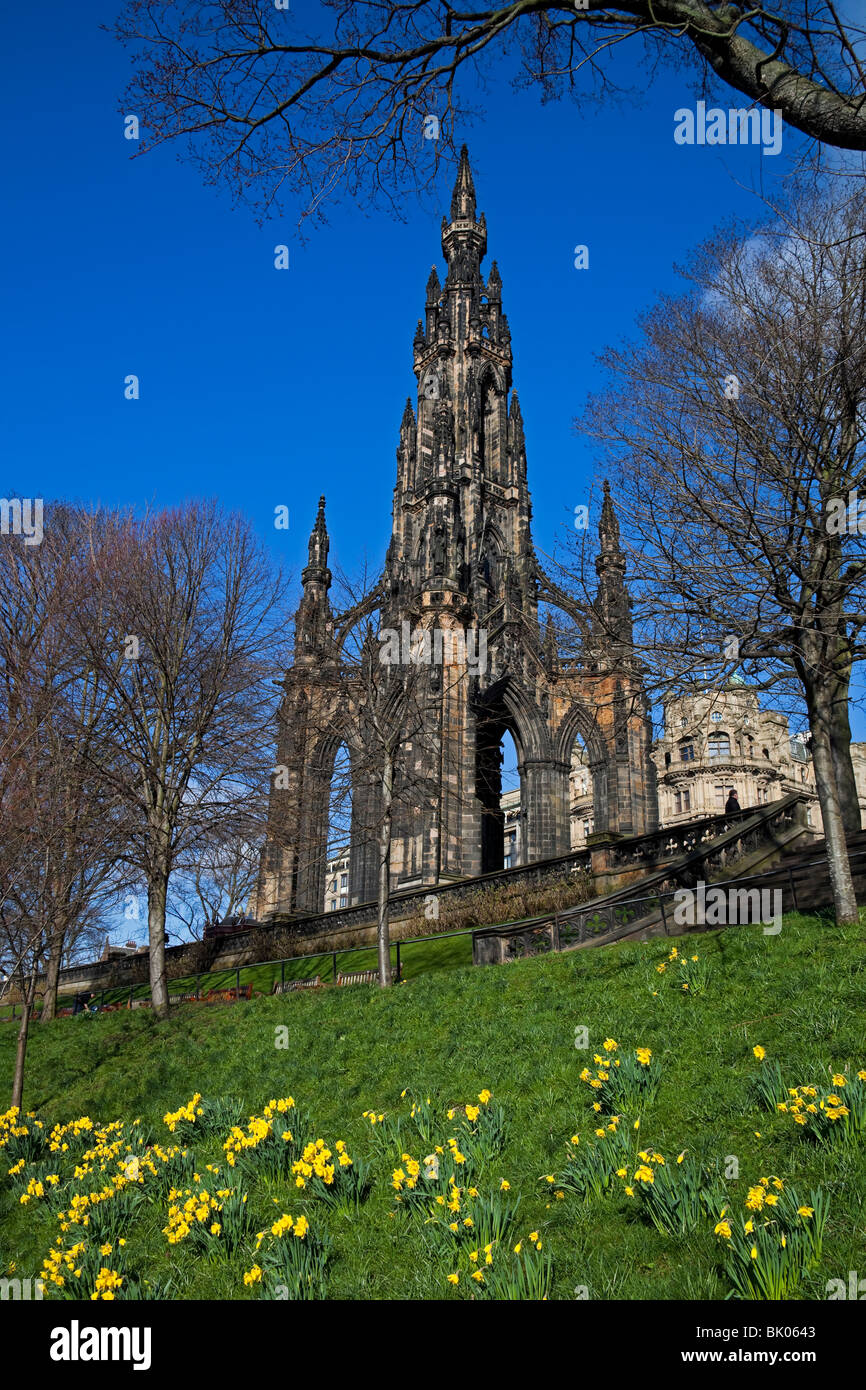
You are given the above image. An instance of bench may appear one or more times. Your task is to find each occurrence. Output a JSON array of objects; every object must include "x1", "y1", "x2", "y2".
[
  {"x1": 168, "y1": 992, "x2": 202, "y2": 1005},
  {"x1": 336, "y1": 968, "x2": 398, "y2": 986},
  {"x1": 271, "y1": 977, "x2": 321, "y2": 994},
  {"x1": 202, "y1": 985, "x2": 253, "y2": 1004}
]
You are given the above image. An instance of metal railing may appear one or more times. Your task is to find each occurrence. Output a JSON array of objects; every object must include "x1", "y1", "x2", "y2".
[
  {"x1": 489, "y1": 845, "x2": 866, "y2": 960},
  {"x1": 3, "y1": 803, "x2": 859, "y2": 1022},
  {"x1": 0, "y1": 926, "x2": 479, "y2": 1022}
]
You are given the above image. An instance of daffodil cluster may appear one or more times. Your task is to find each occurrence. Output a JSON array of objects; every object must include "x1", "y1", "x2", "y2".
[
  {"x1": 776, "y1": 1070, "x2": 865, "y2": 1143},
  {"x1": 445, "y1": 1228, "x2": 551, "y2": 1300},
  {"x1": 293, "y1": 1137, "x2": 370, "y2": 1207},
  {"x1": 163, "y1": 1178, "x2": 251, "y2": 1253},
  {"x1": 55, "y1": 1168, "x2": 145, "y2": 1244},
  {"x1": 621, "y1": 1148, "x2": 724, "y2": 1237},
  {"x1": 555, "y1": 1115, "x2": 636, "y2": 1202},
  {"x1": 579, "y1": 1038, "x2": 660, "y2": 1115},
  {"x1": 245, "y1": 1210, "x2": 329, "y2": 1300},
  {"x1": 651, "y1": 945, "x2": 711, "y2": 996},
  {"x1": 223, "y1": 1098, "x2": 305, "y2": 1178},
  {"x1": 163, "y1": 1094, "x2": 204, "y2": 1135},
  {"x1": 41, "y1": 1236, "x2": 130, "y2": 1301},
  {"x1": 47, "y1": 1116, "x2": 103, "y2": 1161},
  {"x1": 1, "y1": 1106, "x2": 46, "y2": 1162},
  {"x1": 713, "y1": 1177, "x2": 829, "y2": 1299}
]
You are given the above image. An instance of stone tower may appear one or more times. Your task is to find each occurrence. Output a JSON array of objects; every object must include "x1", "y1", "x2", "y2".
[{"x1": 256, "y1": 149, "x2": 657, "y2": 918}]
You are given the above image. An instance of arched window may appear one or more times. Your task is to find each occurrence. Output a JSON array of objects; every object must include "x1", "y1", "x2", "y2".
[
  {"x1": 323, "y1": 743, "x2": 352, "y2": 911},
  {"x1": 480, "y1": 378, "x2": 501, "y2": 479},
  {"x1": 707, "y1": 733, "x2": 731, "y2": 760},
  {"x1": 478, "y1": 722, "x2": 521, "y2": 874}
]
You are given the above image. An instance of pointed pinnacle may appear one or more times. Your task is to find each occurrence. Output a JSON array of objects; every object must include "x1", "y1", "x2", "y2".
[{"x1": 450, "y1": 145, "x2": 476, "y2": 221}]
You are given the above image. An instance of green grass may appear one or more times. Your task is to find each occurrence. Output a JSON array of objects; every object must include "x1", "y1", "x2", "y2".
[
  {"x1": 14, "y1": 931, "x2": 475, "y2": 1013},
  {"x1": 1, "y1": 910, "x2": 864, "y2": 1301}
]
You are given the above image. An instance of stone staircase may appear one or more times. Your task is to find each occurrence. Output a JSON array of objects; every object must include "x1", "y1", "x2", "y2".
[{"x1": 472, "y1": 793, "x2": 843, "y2": 964}]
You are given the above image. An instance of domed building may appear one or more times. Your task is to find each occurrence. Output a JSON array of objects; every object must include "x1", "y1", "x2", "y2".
[{"x1": 650, "y1": 680, "x2": 866, "y2": 833}]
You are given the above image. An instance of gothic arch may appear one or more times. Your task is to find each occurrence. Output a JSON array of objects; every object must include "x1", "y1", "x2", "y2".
[
  {"x1": 331, "y1": 587, "x2": 385, "y2": 654},
  {"x1": 555, "y1": 697, "x2": 616, "y2": 842},
  {"x1": 554, "y1": 699, "x2": 607, "y2": 769},
  {"x1": 475, "y1": 363, "x2": 506, "y2": 481},
  {"x1": 489, "y1": 676, "x2": 553, "y2": 764}
]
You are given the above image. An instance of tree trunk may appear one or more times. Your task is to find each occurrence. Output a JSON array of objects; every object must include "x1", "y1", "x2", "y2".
[
  {"x1": 40, "y1": 939, "x2": 63, "y2": 1023},
  {"x1": 830, "y1": 689, "x2": 862, "y2": 836},
  {"x1": 11, "y1": 968, "x2": 38, "y2": 1110},
  {"x1": 148, "y1": 870, "x2": 170, "y2": 1019},
  {"x1": 808, "y1": 697, "x2": 859, "y2": 925},
  {"x1": 377, "y1": 751, "x2": 394, "y2": 988}
]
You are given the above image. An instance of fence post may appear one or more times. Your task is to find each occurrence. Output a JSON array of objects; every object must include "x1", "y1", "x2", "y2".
[
  {"x1": 333, "y1": 951, "x2": 338, "y2": 983},
  {"x1": 659, "y1": 895, "x2": 669, "y2": 937},
  {"x1": 280, "y1": 961, "x2": 285, "y2": 989}
]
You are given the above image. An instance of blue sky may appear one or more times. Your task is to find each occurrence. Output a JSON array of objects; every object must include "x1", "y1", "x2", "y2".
[{"x1": 4, "y1": 1, "x2": 862, "y2": 740}]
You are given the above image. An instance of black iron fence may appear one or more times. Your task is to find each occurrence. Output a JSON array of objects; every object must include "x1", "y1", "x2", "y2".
[
  {"x1": 474, "y1": 847, "x2": 866, "y2": 965},
  {"x1": 0, "y1": 926, "x2": 478, "y2": 1022}
]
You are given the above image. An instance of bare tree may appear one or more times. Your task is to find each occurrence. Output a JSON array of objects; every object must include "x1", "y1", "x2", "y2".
[
  {"x1": 171, "y1": 822, "x2": 264, "y2": 940},
  {"x1": 72, "y1": 502, "x2": 289, "y2": 1019},
  {"x1": 565, "y1": 179, "x2": 866, "y2": 924},
  {"x1": 0, "y1": 505, "x2": 136, "y2": 1102},
  {"x1": 351, "y1": 621, "x2": 439, "y2": 986},
  {"x1": 114, "y1": 1, "x2": 866, "y2": 225}
]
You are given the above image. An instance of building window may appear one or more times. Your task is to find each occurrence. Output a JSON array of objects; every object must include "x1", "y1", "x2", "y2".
[
  {"x1": 674, "y1": 788, "x2": 691, "y2": 814},
  {"x1": 708, "y1": 736, "x2": 731, "y2": 760},
  {"x1": 664, "y1": 751, "x2": 671, "y2": 767},
  {"x1": 340, "y1": 874, "x2": 348, "y2": 889},
  {"x1": 339, "y1": 895, "x2": 347, "y2": 908},
  {"x1": 679, "y1": 742, "x2": 695, "y2": 762},
  {"x1": 763, "y1": 748, "x2": 770, "y2": 759},
  {"x1": 800, "y1": 767, "x2": 807, "y2": 783},
  {"x1": 711, "y1": 710, "x2": 722, "y2": 722},
  {"x1": 806, "y1": 806, "x2": 813, "y2": 825},
  {"x1": 715, "y1": 785, "x2": 726, "y2": 808},
  {"x1": 582, "y1": 818, "x2": 592, "y2": 839},
  {"x1": 680, "y1": 716, "x2": 688, "y2": 727}
]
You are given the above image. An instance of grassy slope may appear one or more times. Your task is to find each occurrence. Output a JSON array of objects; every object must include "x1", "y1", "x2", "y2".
[{"x1": 1, "y1": 911, "x2": 864, "y2": 1300}]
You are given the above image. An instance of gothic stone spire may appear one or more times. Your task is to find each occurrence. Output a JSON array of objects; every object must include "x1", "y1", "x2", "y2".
[{"x1": 593, "y1": 481, "x2": 633, "y2": 656}]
